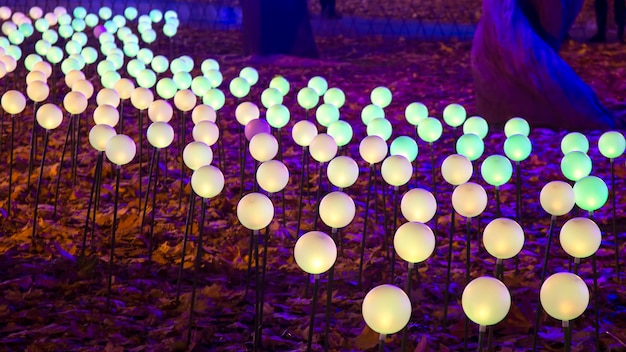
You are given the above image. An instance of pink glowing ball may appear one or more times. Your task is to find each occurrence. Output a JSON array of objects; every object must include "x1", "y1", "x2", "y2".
[
  {"x1": 245, "y1": 118, "x2": 271, "y2": 141},
  {"x1": 93, "y1": 25, "x2": 106, "y2": 38}
]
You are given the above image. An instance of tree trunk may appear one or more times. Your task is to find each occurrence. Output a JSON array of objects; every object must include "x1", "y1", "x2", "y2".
[
  {"x1": 241, "y1": 0, "x2": 318, "y2": 58},
  {"x1": 472, "y1": 0, "x2": 616, "y2": 129}
]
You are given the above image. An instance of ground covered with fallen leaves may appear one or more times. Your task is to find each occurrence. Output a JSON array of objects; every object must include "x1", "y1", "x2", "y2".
[{"x1": 1, "y1": 22, "x2": 626, "y2": 352}]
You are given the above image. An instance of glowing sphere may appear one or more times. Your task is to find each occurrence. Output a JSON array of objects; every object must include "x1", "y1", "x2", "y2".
[
  {"x1": 504, "y1": 117, "x2": 530, "y2": 137},
  {"x1": 124, "y1": 7, "x2": 138, "y2": 21},
  {"x1": 35, "y1": 19, "x2": 49, "y2": 33},
  {"x1": 126, "y1": 59, "x2": 145, "y2": 78},
  {"x1": 441, "y1": 154, "x2": 473, "y2": 186},
  {"x1": 0, "y1": 7, "x2": 11, "y2": 21},
  {"x1": 560, "y1": 151, "x2": 592, "y2": 182},
  {"x1": 452, "y1": 182, "x2": 488, "y2": 218},
  {"x1": 137, "y1": 69, "x2": 157, "y2": 89},
  {"x1": 294, "y1": 231, "x2": 337, "y2": 275},
  {"x1": 235, "y1": 102, "x2": 260, "y2": 126},
  {"x1": 89, "y1": 124, "x2": 116, "y2": 152},
  {"x1": 163, "y1": 23, "x2": 177, "y2": 37},
  {"x1": 540, "y1": 273, "x2": 589, "y2": 321},
  {"x1": 114, "y1": 78, "x2": 134, "y2": 100},
  {"x1": 105, "y1": 134, "x2": 136, "y2": 166},
  {"x1": 46, "y1": 46, "x2": 63, "y2": 64},
  {"x1": 256, "y1": 160, "x2": 289, "y2": 194},
  {"x1": 8, "y1": 30, "x2": 24, "y2": 45},
  {"x1": 239, "y1": 66, "x2": 258, "y2": 85},
  {"x1": 308, "y1": 133, "x2": 337, "y2": 163},
  {"x1": 149, "y1": 9, "x2": 163, "y2": 23},
  {"x1": 35, "y1": 39, "x2": 50, "y2": 56},
  {"x1": 327, "y1": 120, "x2": 352, "y2": 147},
  {"x1": 266, "y1": 104, "x2": 290, "y2": 129},
  {"x1": 62, "y1": 91, "x2": 87, "y2": 115},
  {"x1": 598, "y1": 131, "x2": 625, "y2": 159},
  {"x1": 560, "y1": 217, "x2": 601, "y2": 259},
  {"x1": 229, "y1": 77, "x2": 250, "y2": 98},
  {"x1": 456, "y1": 133, "x2": 484, "y2": 161},
  {"x1": 130, "y1": 87, "x2": 154, "y2": 110},
  {"x1": 394, "y1": 221, "x2": 435, "y2": 263},
  {"x1": 316, "y1": 103, "x2": 340, "y2": 127},
  {"x1": 504, "y1": 134, "x2": 532, "y2": 162},
  {"x1": 136, "y1": 48, "x2": 153, "y2": 65},
  {"x1": 327, "y1": 156, "x2": 359, "y2": 189},
  {"x1": 205, "y1": 69, "x2": 223, "y2": 88},
  {"x1": 192, "y1": 121, "x2": 219, "y2": 146},
  {"x1": 401, "y1": 188, "x2": 437, "y2": 223},
  {"x1": 155, "y1": 78, "x2": 177, "y2": 100},
  {"x1": 173, "y1": 71, "x2": 192, "y2": 90},
  {"x1": 405, "y1": 102, "x2": 428, "y2": 126},
  {"x1": 96, "y1": 88, "x2": 120, "y2": 108},
  {"x1": 42, "y1": 29, "x2": 58, "y2": 44},
  {"x1": 147, "y1": 122, "x2": 174, "y2": 149},
  {"x1": 292, "y1": 120, "x2": 318, "y2": 147},
  {"x1": 390, "y1": 136, "x2": 418, "y2": 162},
  {"x1": 60, "y1": 58, "x2": 81, "y2": 75},
  {"x1": 481, "y1": 155, "x2": 513, "y2": 187},
  {"x1": 33, "y1": 61, "x2": 51, "y2": 77},
  {"x1": 308, "y1": 76, "x2": 328, "y2": 96},
  {"x1": 269, "y1": 75, "x2": 289, "y2": 96},
  {"x1": 259, "y1": 88, "x2": 282, "y2": 109},
  {"x1": 324, "y1": 87, "x2": 345, "y2": 108},
  {"x1": 72, "y1": 79, "x2": 94, "y2": 99},
  {"x1": 36, "y1": 103, "x2": 63, "y2": 130},
  {"x1": 249, "y1": 133, "x2": 278, "y2": 162},
  {"x1": 463, "y1": 116, "x2": 488, "y2": 139},
  {"x1": 359, "y1": 135, "x2": 388, "y2": 165},
  {"x1": 417, "y1": 117, "x2": 443, "y2": 143},
  {"x1": 191, "y1": 165, "x2": 224, "y2": 199},
  {"x1": 443, "y1": 103, "x2": 466, "y2": 128},
  {"x1": 97, "y1": 59, "x2": 115, "y2": 76},
  {"x1": 237, "y1": 193, "x2": 274, "y2": 230},
  {"x1": 483, "y1": 218, "x2": 524, "y2": 259},
  {"x1": 191, "y1": 76, "x2": 212, "y2": 97},
  {"x1": 462, "y1": 277, "x2": 511, "y2": 326},
  {"x1": 573, "y1": 176, "x2": 608, "y2": 212},
  {"x1": 99, "y1": 7, "x2": 112, "y2": 20},
  {"x1": 244, "y1": 118, "x2": 271, "y2": 141},
  {"x1": 362, "y1": 284, "x2": 411, "y2": 335},
  {"x1": 101, "y1": 70, "x2": 121, "y2": 89},
  {"x1": 151, "y1": 55, "x2": 169, "y2": 73},
  {"x1": 29, "y1": 7, "x2": 43, "y2": 20},
  {"x1": 183, "y1": 141, "x2": 213, "y2": 170},
  {"x1": 381, "y1": 155, "x2": 412, "y2": 187},
  {"x1": 26, "y1": 81, "x2": 49, "y2": 102},
  {"x1": 174, "y1": 89, "x2": 197, "y2": 112},
  {"x1": 561, "y1": 132, "x2": 589, "y2": 154},
  {"x1": 371, "y1": 86, "x2": 392, "y2": 108},
  {"x1": 367, "y1": 118, "x2": 392, "y2": 141},
  {"x1": 361, "y1": 104, "x2": 384, "y2": 125},
  {"x1": 93, "y1": 104, "x2": 119, "y2": 127},
  {"x1": 540, "y1": 181, "x2": 576, "y2": 216},
  {"x1": 0, "y1": 55, "x2": 15, "y2": 73},
  {"x1": 203, "y1": 89, "x2": 225, "y2": 110},
  {"x1": 297, "y1": 87, "x2": 319, "y2": 110},
  {"x1": 319, "y1": 191, "x2": 355, "y2": 229}
]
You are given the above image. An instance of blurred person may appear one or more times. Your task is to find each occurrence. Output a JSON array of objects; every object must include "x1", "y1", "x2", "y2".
[{"x1": 589, "y1": 0, "x2": 625, "y2": 42}]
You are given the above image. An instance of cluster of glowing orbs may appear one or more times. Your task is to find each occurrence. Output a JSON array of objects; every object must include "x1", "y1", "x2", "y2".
[
  {"x1": 573, "y1": 176, "x2": 608, "y2": 212},
  {"x1": 237, "y1": 193, "x2": 274, "y2": 231},
  {"x1": 598, "y1": 131, "x2": 625, "y2": 159},
  {"x1": 327, "y1": 156, "x2": 359, "y2": 189},
  {"x1": 417, "y1": 117, "x2": 443, "y2": 143},
  {"x1": 183, "y1": 141, "x2": 213, "y2": 170},
  {"x1": 359, "y1": 135, "x2": 388, "y2": 165},
  {"x1": 294, "y1": 231, "x2": 337, "y2": 275},
  {"x1": 362, "y1": 284, "x2": 411, "y2": 335},
  {"x1": 442, "y1": 103, "x2": 466, "y2": 128},
  {"x1": 191, "y1": 165, "x2": 224, "y2": 199},
  {"x1": 319, "y1": 191, "x2": 355, "y2": 229},
  {"x1": 560, "y1": 151, "x2": 592, "y2": 182},
  {"x1": 292, "y1": 120, "x2": 318, "y2": 147},
  {"x1": 483, "y1": 218, "x2": 524, "y2": 260},
  {"x1": 560, "y1": 217, "x2": 601, "y2": 259},
  {"x1": 401, "y1": 188, "x2": 437, "y2": 223},
  {"x1": 452, "y1": 182, "x2": 488, "y2": 218},
  {"x1": 381, "y1": 155, "x2": 412, "y2": 187},
  {"x1": 256, "y1": 160, "x2": 289, "y2": 194},
  {"x1": 147, "y1": 122, "x2": 174, "y2": 149},
  {"x1": 462, "y1": 277, "x2": 511, "y2": 326},
  {"x1": 36, "y1": 103, "x2": 63, "y2": 130},
  {"x1": 539, "y1": 181, "x2": 576, "y2": 216},
  {"x1": 394, "y1": 222, "x2": 435, "y2": 264},
  {"x1": 481, "y1": 155, "x2": 513, "y2": 187},
  {"x1": 540, "y1": 273, "x2": 589, "y2": 321},
  {"x1": 441, "y1": 154, "x2": 473, "y2": 186},
  {"x1": 105, "y1": 134, "x2": 136, "y2": 166}
]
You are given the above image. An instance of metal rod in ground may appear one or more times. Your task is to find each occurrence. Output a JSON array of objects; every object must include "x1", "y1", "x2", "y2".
[
  {"x1": 148, "y1": 149, "x2": 160, "y2": 264},
  {"x1": 495, "y1": 187, "x2": 501, "y2": 218},
  {"x1": 358, "y1": 164, "x2": 374, "y2": 291},
  {"x1": 401, "y1": 263, "x2": 413, "y2": 352},
  {"x1": 253, "y1": 229, "x2": 261, "y2": 351},
  {"x1": 295, "y1": 147, "x2": 307, "y2": 239},
  {"x1": 324, "y1": 229, "x2": 337, "y2": 352},
  {"x1": 7, "y1": 115, "x2": 14, "y2": 217},
  {"x1": 139, "y1": 110, "x2": 144, "y2": 210},
  {"x1": 465, "y1": 217, "x2": 471, "y2": 284},
  {"x1": 390, "y1": 187, "x2": 399, "y2": 283},
  {"x1": 532, "y1": 215, "x2": 557, "y2": 352},
  {"x1": 31, "y1": 131, "x2": 50, "y2": 248},
  {"x1": 176, "y1": 189, "x2": 196, "y2": 302},
  {"x1": 80, "y1": 152, "x2": 103, "y2": 258},
  {"x1": 307, "y1": 276, "x2": 320, "y2": 352},
  {"x1": 495, "y1": 259, "x2": 504, "y2": 282},
  {"x1": 186, "y1": 198, "x2": 207, "y2": 347},
  {"x1": 515, "y1": 162, "x2": 522, "y2": 274},
  {"x1": 239, "y1": 139, "x2": 249, "y2": 201},
  {"x1": 52, "y1": 114, "x2": 74, "y2": 218},
  {"x1": 178, "y1": 112, "x2": 187, "y2": 209},
  {"x1": 245, "y1": 229, "x2": 254, "y2": 297},
  {"x1": 71, "y1": 113, "x2": 80, "y2": 186},
  {"x1": 610, "y1": 159, "x2": 620, "y2": 282},
  {"x1": 442, "y1": 209, "x2": 456, "y2": 328},
  {"x1": 106, "y1": 166, "x2": 122, "y2": 310},
  {"x1": 141, "y1": 148, "x2": 158, "y2": 231},
  {"x1": 478, "y1": 325, "x2": 486, "y2": 352},
  {"x1": 378, "y1": 334, "x2": 385, "y2": 352},
  {"x1": 312, "y1": 162, "x2": 324, "y2": 232},
  {"x1": 118, "y1": 101, "x2": 124, "y2": 133},
  {"x1": 592, "y1": 253, "x2": 600, "y2": 351},
  {"x1": 430, "y1": 142, "x2": 438, "y2": 233},
  {"x1": 27, "y1": 102, "x2": 39, "y2": 190},
  {"x1": 258, "y1": 226, "x2": 271, "y2": 349},
  {"x1": 573, "y1": 257, "x2": 580, "y2": 276},
  {"x1": 91, "y1": 153, "x2": 104, "y2": 245},
  {"x1": 563, "y1": 321, "x2": 571, "y2": 352}
]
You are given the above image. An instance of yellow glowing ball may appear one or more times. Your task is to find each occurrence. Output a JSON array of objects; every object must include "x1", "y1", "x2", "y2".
[{"x1": 452, "y1": 182, "x2": 487, "y2": 218}]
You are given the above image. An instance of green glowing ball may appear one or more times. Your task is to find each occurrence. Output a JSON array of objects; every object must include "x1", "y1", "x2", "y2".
[
  {"x1": 229, "y1": 77, "x2": 250, "y2": 98},
  {"x1": 125, "y1": 7, "x2": 138, "y2": 20},
  {"x1": 46, "y1": 46, "x2": 64, "y2": 64},
  {"x1": 85, "y1": 13, "x2": 98, "y2": 27},
  {"x1": 166, "y1": 18, "x2": 180, "y2": 28},
  {"x1": 443, "y1": 103, "x2": 467, "y2": 128},
  {"x1": 69, "y1": 54, "x2": 86, "y2": 70},
  {"x1": 18, "y1": 23, "x2": 34, "y2": 37},
  {"x1": 481, "y1": 154, "x2": 513, "y2": 187},
  {"x1": 65, "y1": 40, "x2": 81, "y2": 55},
  {"x1": 97, "y1": 59, "x2": 115, "y2": 76},
  {"x1": 367, "y1": 118, "x2": 392, "y2": 141},
  {"x1": 5, "y1": 45, "x2": 21, "y2": 61},
  {"x1": 42, "y1": 29, "x2": 58, "y2": 44},
  {"x1": 561, "y1": 132, "x2": 589, "y2": 155},
  {"x1": 123, "y1": 43, "x2": 139, "y2": 58},
  {"x1": 137, "y1": 69, "x2": 157, "y2": 88},
  {"x1": 98, "y1": 31, "x2": 114, "y2": 44},
  {"x1": 71, "y1": 19, "x2": 86, "y2": 32},
  {"x1": 0, "y1": 37, "x2": 8, "y2": 49},
  {"x1": 124, "y1": 34, "x2": 139, "y2": 45},
  {"x1": 504, "y1": 117, "x2": 530, "y2": 137},
  {"x1": 116, "y1": 26, "x2": 132, "y2": 41},
  {"x1": 35, "y1": 18, "x2": 49, "y2": 32},
  {"x1": 58, "y1": 13, "x2": 72, "y2": 26},
  {"x1": 240, "y1": 66, "x2": 259, "y2": 85},
  {"x1": 573, "y1": 176, "x2": 608, "y2": 212},
  {"x1": 504, "y1": 134, "x2": 532, "y2": 162},
  {"x1": 104, "y1": 21, "x2": 118, "y2": 34},
  {"x1": 261, "y1": 88, "x2": 283, "y2": 108},
  {"x1": 126, "y1": 59, "x2": 145, "y2": 78},
  {"x1": 327, "y1": 120, "x2": 352, "y2": 147},
  {"x1": 204, "y1": 69, "x2": 223, "y2": 88},
  {"x1": 203, "y1": 88, "x2": 225, "y2": 110},
  {"x1": 106, "y1": 53, "x2": 124, "y2": 70},
  {"x1": 35, "y1": 40, "x2": 51, "y2": 56},
  {"x1": 163, "y1": 23, "x2": 177, "y2": 37},
  {"x1": 165, "y1": 10, "x2": 178, "y2": 20},
  {"x1": 308, "y1": 76, "x2": 328, "y2": 96},
  {"x1": 151, "y1": 55, "x2": 169, "y2": 73},
  {"x1": 463, "y1": 116, "x2": 489, "y2": 139},
  {"x1": 297, "y1": 87, "x2": 319, "y2": 110},
  {"x1": 99, "y1": 7, "x2": 112, "y2": 20},
  {"x1": 323, "y1": 87, "x2": 345, "y2": 108},
  {"x1": 560, "y1": 151, "x2": 592, "y2": 182},
  {"x1": 201, "y1": 58, "x2": 219, "y2": 74},
  {"x1": 99, "y1": 42, "x2": 116, "y2": 56},
  {"x1": 73, "y1": 7, "x2": 87, "y2": 19},
  {"x1": 371, "y1": 86, "x2": 392, "y2": 108},
  {"x1": 191, "y1": 76, "x2": 212, "y2": 97},
  {"x1": 136, "y1": 48, "x2": 153, "y2": 65},
  {"x1": 24, "y1": 54, "x2": 42, "y2": 71},
  {"x1": 456, "y1": 133, "x2": 484, "y2": 161},
  {"x1": 180, "y1": 56, "x2": 194, "y2": 72},
  {"x1": 113, "y1": 15, "x2": 127, "y2": 28},
  {"x1": 390, "y1": 136, "x2": 418, "y2": 162},
  {"x1": 170, "y1": 58, "x2": 186, "y2": 73},
  {"x1": 141, "y1": 29, "x2": 157, "y2": 44},
  {"x1": 173, "y1": 71, "x2": 192, "y2": 90},
  {"x1": 150, "y1": 9, "x2": 163, "y2": 23},
  {"x1": 61, "y1": 58, "x2": 80, "y2": 74},
  {"x1": 316, "y1": 103, "x2": 340, "y2": 127},
  {"x1": 266, "y1": 104, "x2": 290, "y2": 129},
  {"x1": 405, "y1": 102, "x2": 428, "y2": 126},
  {"x1": 101, "y1": 70, "x2": 121, "y2": 89},
  {"x1": 137, "y1": 22, "x2": 152, "y2": 34},
  {"x1": 8, "y1": 30, "x2": 24, "y2": 45},
  {"x1": 81, "y1": 46, "x2": 98, "y2": 64},
  {"x1": 156, "y1": 78, "x2": 178, "y2": 99},
  {"x1": 598, "y1": 131, "x2": 625, "y2": 159},
  {"x1": 72, "y1": 32, "x2": 88, "y2": 46},
  {"x1": 269, "y1": 75, "x2": 289, "y2": 96},
  {"x1": 361, "y1": 104, "x2": 385, "y2": 125},
  {"x1": 417, "y1": 117, "x2": 443, "y2": 143}
]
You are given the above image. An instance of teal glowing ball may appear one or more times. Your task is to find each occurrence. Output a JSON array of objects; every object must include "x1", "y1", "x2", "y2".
[
  {"x1": 42, "y1": 29, "x2": 58, "y2": 44},
  {"x1": 443, "y1": 103, "x2": 467, "y2": 128},
  {"x1": 308, "y1": 76, "x2": 328, "y2": 96},
  {"x1": 367, "y1": 118, "x2": 392, "y2": 141},
  {"x1": 191, "y1": 76, "x2": 212, "y2": 97},
  {"x1": 173, "y1": 71, "x2": 192, "y2": 90},
  {"x1": 117, "y1": 26, "x2": 132, "y2": 41},
  {"x1": 598, "y1": 131, "x2": 625, "y2": 159},
  {"x1": 69, "y1": 54, "x2": 85, "y2": 70},
  {"x1": 463, "y1": 116, "x2": 489, "y2": 139},
  {"x1": 165, "y1": 10, "x2": 178, "y2": 20},
  {"x1": 573, "y1": 176, "x2": 608, "y2": 212},
  {"x1": 123, "y1": 43, "x2": 139, "y2": 58},
  {"x1": 297, "y1": 87, "x2": 319, "y2": 110},
  {"x1": 124, "y1": 7, "x2": 138, "y2": 21},
  {"x1": 103, "y1": 21, "x2": 117, "y2": 34},
  {"x1": 481, "y1": 155, "x2": 513, "y2": 187},
  {"x1": 417, "y1": 117, "x2": 443, "y2": 143},
  {"x1": 151, "y1": 55, "x2": 169, "y2": 73},
  {"x1": 137, "y1": 22, "x2": 152, "y2": 34},
  {"x1": 123, "y1": 34, "x2": 139, "y2": 45},
  {"x1": 0, "y1": 37, "x2": 8, "y2": 49},
  {"x1": 504, "y1": 117, "x2": 530, "y2": 137},
  {"x1": 85, "y1": 13, "x2": 98, "y2": 27},
  {"x1": 315, "y1": 103, "x2": 340, "y2": 127},
  {"x1": 405, "y1": 102, "x2": 428, "y2": 126},
  {"x1": 58, "y1": 13, "x2": 72, "y2": 26},
  {"x1": 141, "y1": 29, "x2": 157, "y2": 44},
  {"x1": 81, "y1": 47, "x2": 98, "y2": 64},
  {"x1": 136, "y1": 48, "x2": 153, "y2": 65},
  {"x1": 201, "y1": 58, "x2": 219, "y2": 73},
  {"x1": 150, "y1": 9, "x2": 163, "y2": 23},
  {"x1": 269, "y1": 75, "x2": 289, "y2": 96},
  {"x1": 18, "y1": 23, "x2": 34, "y2": 38},
  {"x1": 156, "y1": 78, "x2": 178, "y2": 99},
  {"x1": 503, "y1": 134, "x2": 532, "y2": 162},
  {"x1": 137, "y1": 69, "x2": 157, "y2": 88},
  {"x1": 361, "y1": 104, "x2": 384, "y2": 125},
  {"x1": 24, "y1": 54, "x2": 42, "y2": 71},
  {"x1": 106, "y1": 53, "x2": 124, "y2": 70},
  {"x1": 35, "y1": 40, "x2": 51, "y2": 56},
  {"x1": 170, "y1": 58, "x2": 186, "y2": 73},
  {"x1": 267, "y1": 104, "x2": 290, "y2": 129},
  {"x1": 327, "y1": 120, "x2": 352, "y2": 147},
  {"x1": 163, "y1": 23, "x2": 177, "y2": 37},
  {"x1": 371, "y1": 86, "x2": 392, "y2": 108},
  {"x1": 205, "y1": 69, "x2": 223, "y2": 88},
  {"x1": 97, "y1": 59, "x2": 115, "y2": 76},
  {"x1": 456, "y1": 133, "x2": 484, "y2": 161},
  {"x1": 6, "y1": 45, "x2": 22, "y2": 61},
  {"x1": 126, "y1": 59, "x2": 145, "y2": 78},
  {"x1": 560, "y1": 151, "x2": 592, "y2": 182},
  {"x1": 261, "y1": 87, "x2": 283, "y2": 108},
  {"x1": 180, "y1": 56, "x2": 194, "y2": 72},
  {"x1": 323, "y1": 87, "x2": 345, "y2": 108},
  {"x1": 99, "y1": 42, "x2": 116, "y2": 56},
  {"x1": 72, "y1": 32, "x2": 88, "y2": 46},
  {"x1": 240, "y1": 66, "x2": 259, "y2": 85},
  {"x1": 203, "y1": 89, "x2": 225, "y2": 110},
  {"x1": 138, "y1": 15, "x2": 151, "y2": 24},
  {"x1": 73, "y1": 7, "x2": 87, "y2": 19},
  {"x1": 35, "y1": 18, "x2": 49, "y2": 32},
  {"x1": 561, "y1": 132, "x2": 589, "y2": 155},
  {"x1": 65, "y1": 40, "x2": 82, "y2": 55},
  {"x1": 99, "y1": 7, "x2": 112, "y2": 20},
  {"x1": 113, "y1": 15, "x2": 127, "y2": 28},
  {"x1": 390, "y1": 136, "x2": 418, "y2": 162},
  {"x1": 46, "y1": 46, "x2": 64, "y2": 64},
  {"x1": 98, "y1": 31, "x2": 114, "y2": 44},
  {"x1": 8, "y1": 30, "x2": 24, "y2": 45},
  {"x1": 71, "y1": 19, "x2": 86, "y2": 32},
  {"x1": 101, "y1": 70, "x2": 121, "y2": 89}
]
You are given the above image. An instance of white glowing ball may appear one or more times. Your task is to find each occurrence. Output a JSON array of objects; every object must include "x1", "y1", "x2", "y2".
[
  {"x1": 93, "y1": 104, "x2": 120, "y2": 127},
  {"x1": 148, "y1": 99, "x2": 173, "y2": 123},
  {"x1": 72, "y1": 79, "x2": 94, "y2": 99},
  {"x1": 441, "y1": 154, "x2": 473, "y2": 186},
  {"x1": 452, "y1": 182, "x2": 487, "y2": 218},
  {"x1": 192, "y1": 120, "x2": 219, "y2": 146},
  {"x1": 462, "y1": 276, "x2": 511, "y2": 326},
  {"x1": 183, "y1": 141, "x2": 213, "y2": 170},
  {"x1": 319, "y1": 191, "x2": 355, "y2": 229},
  {"x1": 394, "y1": 222, "x2": 436, "y2": 263},
  {"x1": 147, "y1": 122, "x2": 174, "y2": 149},
  {"x1": 63, "y1": 91, "x2": 87, "y2": 115},
  {"x1": 26, "y1": 70, "x2": 46, "y2": 85},
  {"x1": 191, "y1": 104, "x2": 217, "y2": 124},
  {"x1": 89, "y1": 124, "x2": 116, "y2": 151},
  {"x1": 540, "y1": 181, "x2": 576, "y2": 217},
  {"x1": 483, "y1": 218, "x2": 525, "y2": 260},
  {"x1": 294, "y1": 231, "x2": 337, "y2": 275},
  {"x1": 174, "y1": 89, "x2": 196, "y2": 112},
  {"x1": 235, "y1": 101, "x2": 260, "y2": 126},
  {"x1": 249, "y1": 132, "x2": 278, "y2": 162},
  {"x1": 1, "y1": 90, "x2": 26, "y2": 114},
  {"x1": 327, "y1": 156, "x2": 359, "y2": 189},
  {"x1": 130, "y1": 87, "x2": 154, "y2": 110},
  {"x1": 36, "y1": 103, "x2": 63, "y2": 130},
  {"x1": 114, "y1": 78, "x2": 135, "y2": 100},
  {"x1": 400, "y1": 188, "x2": 437, "y2": 223},
  {"x1": 105, "y1": 134, "x2": 136, "y2": 166},
  {"x1": 96, "y1": 88, "x2": 120, "y2": 107},
  {"x1": 256, "y1": 160, "x2": 289, "y2": 193},
  {"x1": 33, "y1": 61, "x2": 52, "y2": 78},
  {"x1": 309, "y1": 133, "x2": 338, "y2": 163},
  {"x1": 292, "y1": 120, "x2": 318, "y2": 147},
  {"x1": 64, "y1": 70, "x2": 85, "y2": 88},
  {"x1": 359, "y1": 135, "x2": 388, "y2": 165},
  {"x1": 26, "y1": 80, "x2": 49, "y2": 102},
  {"x1": 381, "y1": 155, "x2": 412, "y2": 187},
  {"x1": 237, "y1": 192, "x2": 274, "y2": 231},
  {"x1": 560, "y1": 217, "x2": 601, "y2": 259},
  {"x1": 362, "y1": 284, "x2": 412, "y2": 335},
  {"x1": 540, "y1": 272, "x2": 589, "y2": 321},
  {"x1": 191, "y1": 164, "x2": 224, "y2": 199}
]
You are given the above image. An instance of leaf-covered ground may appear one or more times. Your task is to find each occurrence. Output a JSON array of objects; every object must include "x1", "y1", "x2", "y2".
[{"x1": 1, "y1": 26, "x2": 626, "y2": 352}]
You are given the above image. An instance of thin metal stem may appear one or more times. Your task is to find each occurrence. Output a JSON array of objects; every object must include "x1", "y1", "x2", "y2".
[
  {"x1": 176, "y1": 189, "x2": 196, "y2": 302},
  {"x1": 31, "y1": 131, "x2": 50, "y2": 248},
  {"x1": 296, "y1": 147, "x2": 307, "y2": 239},
  {"x1": 312, "y1": 162, "x2": 324, "y2": 232},
  {"x1": 106, "y1": 166, "x2": 122, "y2": 309},
  {"x1": 401, "y1": 263, "x2": 413, "y2": 352},
  {"x1": 307, "y1": 276, "x2": 320, "y2": 352},
  {"x1": 563, "y1": 321, "x2": 571, "y2": 352},
  {"x1": 324, "y1": 229, "x2": 337, "y2": 352},
  {"x1": 430, "y1": 142, "x2": 438, "y2": 233},
  {"x1": 81, "y1": 152, "x2": 103, "y2": 258},
  {"x1": 186, "y1": 198, "x2": 207, "y2": 347},
  {"x1": 443, "y1": 208, "x2": 456, "y2": 328},
  {"x1": 148, "y1": 149, "x2": 160, "y2": 264},
  {"x1": 610, "y1": 159, "x2": 619, "y2": 282},
  {"x1": 7, "y1": 115, "x2": 14, "y2": 217},
  {"x1": 52, "y1": 114, "x2": 73, "y2": 218},
  {"x1": 532, "y1": 215, "x2": 557, "y2": 352},
  {"x1": 358, "y1": 165, "x2": 374, "y2": 290},
  {"x1": 390, "y1": 186, "x2": 399, "y2": 282}
]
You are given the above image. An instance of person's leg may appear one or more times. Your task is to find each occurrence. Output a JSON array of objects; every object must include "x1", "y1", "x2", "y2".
[
  {"x1": 590, "y1": 0, "x2": 608, "y2": 41},
  {"x1": 616, "y1": 0, "x2": 625, "y2": 41}
]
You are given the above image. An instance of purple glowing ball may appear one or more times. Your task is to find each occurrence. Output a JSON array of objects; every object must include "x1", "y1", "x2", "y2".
[
  {"x1": 93, "y1": 25, "x2": 107, "y2": 38},
  {"x1": 245, "y1": 119, "x2": 271, "y2": 141}
]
